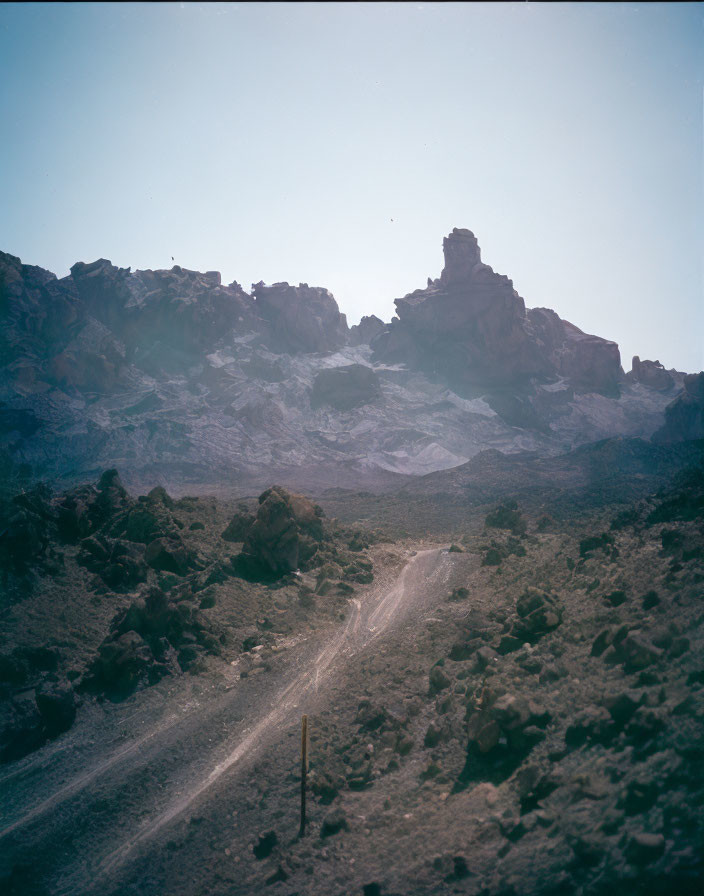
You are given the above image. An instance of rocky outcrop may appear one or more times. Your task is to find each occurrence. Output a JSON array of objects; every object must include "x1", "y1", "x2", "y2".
[
  {"x1": 0, "y1": 236, "x2": 687, "y2": 489},
  {"x1": 653, "y1": 372, "x2": 704, "y2": 442},
  {"x1": 349, "y1": 315, "x2": 386, "y2": 346},
  {"x1": 70, "y1": 260, "x2": 255, "y2": 370},
  {"x1": 527, "y1": 308, "x2": 622, "y2": 394},
  {"x1": 238, "y1": 486, "x2": 326, "y2": 577},
  {"x1": 373, "y1": 229, "x2": 549, "y2": 392},
  {"x1": 253, "y1": 282, "x2": 348, "y2": 354},
  {"x1": 311, "y1": 364, "x2": 381, "y2": 411},
  {"x1": 372, "y1": 229, "x2": 622, "y2": 396},
  {"x1": 627, "y1": 356, "x2": 675, "y2": 392}
]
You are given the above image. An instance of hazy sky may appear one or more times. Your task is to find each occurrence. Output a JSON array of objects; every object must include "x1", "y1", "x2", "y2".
[{"x1": 1, "y1": 2, "x2": 702, "y2": 372}]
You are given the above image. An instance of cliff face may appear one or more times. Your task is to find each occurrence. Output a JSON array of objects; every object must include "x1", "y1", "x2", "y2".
[
  {"x1": 653, "y1": 373, "x2": 704, "y2": 443},
  {"x1": 372, "y1": 228, "x2": 622, "y2": 396},
  {"x1": 0, "y1": 232, "x2": 692, "y2": 492}
]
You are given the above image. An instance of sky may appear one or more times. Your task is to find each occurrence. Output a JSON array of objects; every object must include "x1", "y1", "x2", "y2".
[{"x1": 1, "y1": 2, "x2": 702, "y2": 372}]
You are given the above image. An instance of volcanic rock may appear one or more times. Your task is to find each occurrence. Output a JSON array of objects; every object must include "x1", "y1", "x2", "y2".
[
  {"x1": 238, "y1": 486, "x2": 326, "y2": 577},
  {"x1": 373, "y1": 229, "x2": 549, "y2": 391},
  {"x1": 527, "y1": 307, "x2": 622, "y2": 394},
  {"x1": 512, "y1": 587, "x2": 563, "y2": 641},
  {"x1": 144, "y1": 536, "x2": 197, "y2": 576},
  {"x1": 56, "y1": 470, "x2": 132, "y2": 542},
  {"x1": 34, "y1": 680, "x2": 76, "y2": 736},
  {"x1": 221, "y1": 509, "x2": 256, "y2": 543},
  {"x1": 628, "y1": 356, "x2": 675, "y2": 391},
  {"x1": 311, "y1": 364, "x2": 381, "y2": 411},
  {"x1": 253, "y1": 281, "x2": 348, "y2": 354},
  {"x1": 349, "y1": 314, "x2": 386, "y2": 346},
  {"x1": 653, "y1": 372, "x2": 704, "y2": 442}
]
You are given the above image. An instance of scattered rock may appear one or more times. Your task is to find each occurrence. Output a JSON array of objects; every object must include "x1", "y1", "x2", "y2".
[
  {"x1": 321, "y1": 808, "x2": 348, "y2": 838},
  {"x1": 625, "y1": 832, "x2": 665, "y2": 865},
  {"x1": 252, "y1": 830, "x2": 277, "y2": 860}
]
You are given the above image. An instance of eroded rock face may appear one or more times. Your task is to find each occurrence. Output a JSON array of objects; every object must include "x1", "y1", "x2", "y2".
[
  {"x1": 239, "y1": 485, "x2": 326, "y2": 576},
  {"x1": 653, "y1": 372, "x2": 704, "y2": 442},
  {"x1": 627, "y1": 356, "x2": 675, "y2": 392},
  {"x1": 373, "y1": 229, "x2": 548, "y2": 391},
  {"x1": 311, "y1": 364, "x2": 381, "y2": 411},
  {"x1": 70, "y1": 260, "x2": 254, "y2": 362},
  {"x1": 0, "y1": 234, "x2": 687, "y2": 488},
  {"x1": 373, "y1": 229, "x2": 622, "y2": 396},
  {"x1": 349, "y1": 315, "x2": 386, "y2": 346},
  {"x1": 527, "y1": 308, "x2": 622, "y2": 394},
  {"x1": 253, "y1": 282, "x2": 348, "y2": 354}
]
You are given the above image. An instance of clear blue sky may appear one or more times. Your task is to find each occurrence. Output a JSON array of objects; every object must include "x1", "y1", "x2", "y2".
[{"x1": 1, "y1": 2, "x2": 702, "y2": 372}]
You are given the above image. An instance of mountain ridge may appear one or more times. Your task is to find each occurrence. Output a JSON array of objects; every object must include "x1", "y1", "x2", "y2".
[{"x1": 1, "y1": 230, "x2": 698, "y2": 492}]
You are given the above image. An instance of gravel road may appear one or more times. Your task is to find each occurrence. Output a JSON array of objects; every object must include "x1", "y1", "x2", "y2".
[{"x1": 0, "y1": 546, "x2": 451, "y2": 895}]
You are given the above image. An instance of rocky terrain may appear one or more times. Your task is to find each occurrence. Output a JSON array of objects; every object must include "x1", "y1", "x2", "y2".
[
  {"x1": 1, "y1": 229, "x2": 703, "y2": 895},
  {"x1": 0, "y1": 452, "x2": 702, "y2": 895},
  {"x1": 0, "y1": 229, "x2": 693, "y2": 494}
]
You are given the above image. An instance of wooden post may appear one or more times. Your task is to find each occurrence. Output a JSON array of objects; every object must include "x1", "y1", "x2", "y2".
[{"x1": 299, "y1": 714, "x2": 308, "y2": 837}]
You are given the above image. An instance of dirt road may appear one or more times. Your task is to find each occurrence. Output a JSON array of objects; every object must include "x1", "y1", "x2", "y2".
[{"x1": 0, "y1": 545, "x2": 452, "y2": 895}]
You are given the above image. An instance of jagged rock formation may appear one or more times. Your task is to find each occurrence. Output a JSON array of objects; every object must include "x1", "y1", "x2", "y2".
[
  {"x1": 653, "y1": 373, "x2": 704, "y2": 443},
  {"x1": 349, "y1": 314, "x2": 385, "y2": 346},
  {"x1": 372, "y1": 228, "x2": 622, "y2": 396},
  {"x1": 527, "y1": 308, "x2": 621, "y2": 395},
  {"x1": 252, "y1": 281, "x2": 348, "y2": 354},
  {"x1": 372, "y1": 229, "x2": 550, "y2": 390},
  {"x1": 627, "y1": 356, "x2": 676, "y2": 392},
  {"x1": 0, "y1": 233, "x2": 692, "y2": 492}
]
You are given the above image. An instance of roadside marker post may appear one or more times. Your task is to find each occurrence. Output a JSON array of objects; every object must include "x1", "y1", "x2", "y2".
[{"x1": 299, "y1": 715, "x2": 308, "y2": 837}]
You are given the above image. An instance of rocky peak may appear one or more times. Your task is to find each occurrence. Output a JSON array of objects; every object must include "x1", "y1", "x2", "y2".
[
  {"x1": 627, "y1": 356, "x2": 675, "y2": 392},
  {"x1": 440, "y1": 228, "x2": 482, "y2": 286},
  {"x1": 253, "y1": 281, "x2": 348, "y2": 354},
  {"x1": 349, "y1": 314, "x2": 386, "y2": 346}
]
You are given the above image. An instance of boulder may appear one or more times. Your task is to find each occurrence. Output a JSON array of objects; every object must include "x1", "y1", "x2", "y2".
[
  {"x1": 221, "y1": 510, "x2": 256, "y2": 543},
  {"x1": 0, "y1": 691, "x2": 45, "y2": 762},
  {"x1": 144, "y1": 536, "x2": 197, "y2": 575},
  {"x1": 35, "y1": 681, "x2": 76, "y2": 736},
  {"x1": 311, "y1": 364, "x2": 381, "y2": 411},
  {"x1": 238, "y1": 486, "x2": 325, "y2": 577},
  {"x1": 512, "y1": 587, "x2": 563, "y2": 641},
  {"x1": 467, "y1": 691, "x2": 550, "y2": 758},
  {"x1": 88, "y1": 630, "x2": 155, "y2": 696},
  {"x1": 77, "y1": 535, "x2": 147, "y2": 590},
  {"x1": 56, "y1": 469, "x2": 132, "y2": 542},
  {"x1": 320, "y1": 808, "x2": 348, "y2": 838}
]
